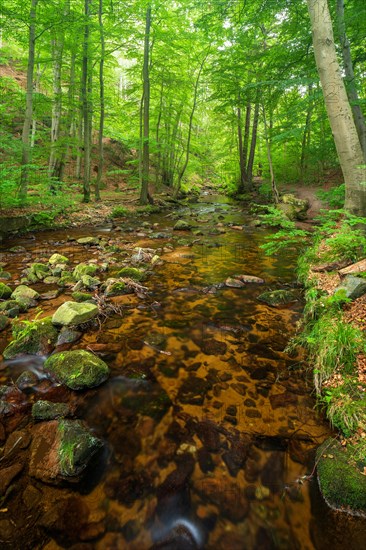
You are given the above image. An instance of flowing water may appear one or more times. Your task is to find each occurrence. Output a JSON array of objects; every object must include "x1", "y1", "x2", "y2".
[{"x1": 0, "y1": 196, "x2": 365, "y2": 549}]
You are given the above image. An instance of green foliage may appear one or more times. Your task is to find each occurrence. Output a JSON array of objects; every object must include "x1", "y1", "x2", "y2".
[
  {"x1": 316, "y1": 184, "x2": 345, "y2": 209},
  {"x1": 322, "y1": 379, "x2": 366, "y2": 437},
  {"x1": 256, "y1": 205, "x2": 310, "y2": 255},
  {"x1": 110, "y1": 206, "x2": 128, "y2": 218}
]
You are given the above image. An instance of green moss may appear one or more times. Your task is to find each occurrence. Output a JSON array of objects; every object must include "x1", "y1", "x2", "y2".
[
  {"x1": 73, "y1": 263, "x2": 98, "y2": 280},
  {"x1": 117, "y1": 267, "x2": 144, "y2": 281},
  {"x1": 105, "y1": 281, "x2": 126, "y2": 297},
  {"x1": 3, "y1": 317, "x2": 58, "y2": 359},
  {"x1": 57, "y1": 419, "x2": 103, "y2": 477},
  {"x1": 71, "y1": 291, "x2": 94, "y2": 302},
  {"x1": 44, "y1": 349, "x2": 109, "y2": 390},
  {"x1": 317, "y1": 438, "x2": 366, "y2": 513},
  {"x1": 0, "y1": 282, "x2": 12, "y2": 299}
]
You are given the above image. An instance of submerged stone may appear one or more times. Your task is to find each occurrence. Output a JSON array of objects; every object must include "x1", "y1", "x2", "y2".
[
  {"x1": 317, "y1": 438, "x2": 366, "y2": 515},
  {"x1": 52, "y1": 301, "x2": 98, "y2": 326},
  {"x1": 3, "y1": 317, "x2": 58, "y2": 359},
  {"x1": 44, "y1": 349, "x2": 110, "y2": 390},
  {"x1": 257, "y1": 289, "x2": 298, "y2": 307}
]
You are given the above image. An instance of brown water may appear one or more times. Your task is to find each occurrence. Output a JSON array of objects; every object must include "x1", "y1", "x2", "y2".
[{"x1": 0, "y1": 196, "x2": 365, "y2": 549}]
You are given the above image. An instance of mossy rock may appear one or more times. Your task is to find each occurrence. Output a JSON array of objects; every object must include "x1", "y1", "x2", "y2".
[
  {"x1": 11, "y1": 285, "x2": 39, "y2": 301},
  {"x1": 0, "y1": 314, "x2": 9, "y2": 331},
  {"x1": 104, "y1": 281, "x2": 126, "y2": 297},
  {"x1": 44, "y1": 349, "x2": 110, "y2": 390},
  {"x1": 58, "y1": 274, "x2": 76, "y2": 287},
  {"x1": 3, "y1": 317, "x2": 58, "y2": 359},
  {"x1": 0, "y1": 282, "x2": 12, "y2": 299},
  {"x1": 257, "y1": 289, "x2": 298, "y2": 307},
  {"x1": 28, "y1": 263, "x2": 50, "y2": 281},
  {"x1": 52, "y1": 301, "x2": 98, "y2": 326},
  {"x1": 49, "y1": 253, "x2": 69, "y2": 265},
  {"x1": 173, "y1": 220, "x2": 192, "y2": 231},
  {"x1": 317, "y1": 438, "x2": 366, "y2": 514},
  {"x1": 76, "y1": 237, "x2": 100, "y2": 245},
  {"x1": 32, "y1": 400, "x2": 70, "y2": 421},
  {"x1": 0, "y1": 300, "x2": 20, "y2": 318},
  {"x1": 73, "y1": 263, "x2": 98, "y2": 280},
  {"x1": 71, "y1": 291, "x2": 94, "y2": 302},
  {"x1": 0, "y1": 271, "x2": 12, "y2": 280},
  {"x1": 117, "y1": 267, "x2": 144, "y2": 281}
]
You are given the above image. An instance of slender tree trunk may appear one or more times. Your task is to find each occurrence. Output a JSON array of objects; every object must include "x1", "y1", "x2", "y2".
[
  {"x1": 19, "y1": 0, "x2": 38, "y2": 204},
  {"x1": 237, "y1": 95, "x2": 247, "y2": 191},
  {"x1": 336, "y1": 0, "x2": 366, "y2": 160},
  {"x1": 243, "y1": 102, "x2": 251, "y2": 169},
  {"x1": 30, "y1": 61, "x2": 41, "y2": 148},
  {"x1": 155, "y1": 79, "x2": 164, "y2": 187},
  {"x1": 95, "y1": 0, "x2": 105, "y2": 200},
  {"x1": 247, "y1": 93, "x2": 260, "y2": 188},
  {"x1": 49, "y1": 35, "x2": 64, "y2": 187},
  {"x1": 263, "y1": 104, "x2": 279, "y2": 204},
  {"x1": 307, "y1": 0, "x2": 366, "y2": 216},
  {"x1": 300, "y1": 83, "x2": 314, "y2": 182},
  {"x1": 76, "y1": 109, "x2": 83, "y2": 180},
  {"x1": 174, "y1": 53, "x2": 207, "y2": 197},
  {"x1": 138, "y1": 91, "x2": 144, "y2": 190},
  {"x1": 82, "y1": 0, "x2": 92, "y2": 203},
  {"x1": 56, "y1": 49, "x2": 76, "y2": 182},
  {"x1": 140, "y1": 4, "x2": 152, "y2": 205}
]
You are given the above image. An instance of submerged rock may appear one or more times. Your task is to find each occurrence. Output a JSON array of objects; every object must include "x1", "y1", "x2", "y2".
[
  {"x1": 52, "y1": 301, "x2": 98, "y2": 326},
  {"x1": 29, "y1": 419, "x2": 103, "y2": 482},
  {"x1": 3, "y1": 317, "x2": 58, "y2": 359},
  {"x1": 317, "y1": 438, "x2": 366, "y2": 515},
  {"x1": 44, "y1": 349, "x2": 110, "y2": 390},
  {"x1": 257, "y1": 289, "x2": 298, "y2": 307}
]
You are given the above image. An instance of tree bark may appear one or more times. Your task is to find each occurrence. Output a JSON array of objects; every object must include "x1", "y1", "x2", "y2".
[
  {"x1": 19, "y1": 0, "x2": 38, "y2": 204},
  {"x1": 95, "y1": 0, "x2": 105, "y2": 200},
  {"x1": 307, "y1": 0, "x2": 366, "y2": 216},
  {"x1": 262, "y1": 104, "x2": 279, "y2": 204},
  {"x1": 140, "y1": 4, "x2": 152, "y2": 205},
  {"x1": 81, "y1": 0, "x2": 92, "y2": 203},
  {"x1": 300, "y1": 83, "x2": 314, "y2": 182},
  {"x1": 247, "y1": 93, "x2": 259, "y2": 188},
  {"x1": 336, "y1": 0, "x2": 366, "y2": 161}
]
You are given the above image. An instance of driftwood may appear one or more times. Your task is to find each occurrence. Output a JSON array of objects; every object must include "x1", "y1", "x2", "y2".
[
  {"x1": 338, "y1": 258, "x2": 366, "y2": 278},
  {"x1": 311, "y1": 260, "x2": 351, "y2": 273}
]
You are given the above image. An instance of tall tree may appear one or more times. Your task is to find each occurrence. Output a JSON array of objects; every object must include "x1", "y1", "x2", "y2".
[
  {"x1": 307, "y1": 0, "x2": 366, "y2": 216},
  {"x1": 95, "y1": 0, "x2": 105, "y2": 201},
  {"x1": 140, "y1": 2, "x2": 152, "y2": 205},
  {"x1": 19, "y1": 0, "x2": 38, "y2": 204},
  {"x1": 81, "y1": 0, "x2": 92, "y2": 203}
]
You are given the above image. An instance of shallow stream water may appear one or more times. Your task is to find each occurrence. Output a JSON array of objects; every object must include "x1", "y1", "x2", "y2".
[{"x1": 0, "y1": 196, "x2": 365, "y2": 549}]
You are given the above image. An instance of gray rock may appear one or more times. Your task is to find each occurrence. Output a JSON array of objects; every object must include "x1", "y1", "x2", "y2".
[
  {"x1": 334, "y1": 276, "x2": 366, "y2": 300},
  {"x1": 32, "y1": 400, "x2": 70, "y2": 421},
  {"x1": 11, "y1": 285, "x2": 39, "y2": 301},
  {"x1": 52, "y1": 301, "x2": 98, "y2": 326}
]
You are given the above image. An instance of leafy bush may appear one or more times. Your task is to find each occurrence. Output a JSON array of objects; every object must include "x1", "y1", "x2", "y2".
[
  {"x1": 323, "y1": 380, "x2": 366, "y2": 437},
  {"x1": 110, "y1": 206, "x2": 128, "y2": 218},
  {"x1": 317, "y1": 184, "x2": 345, "y2": 209}
]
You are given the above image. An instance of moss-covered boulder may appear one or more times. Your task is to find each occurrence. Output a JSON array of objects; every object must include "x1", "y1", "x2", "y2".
[
  {"x1": 71, "y1": 291, "x2": 94, "y2": 302},
  {"x1": 3, "y1": 317, "x2": 58, "y2": 359},
  {"x1": 279, "y1": 194, "x2": 309, "y2": 221},
  {"x1": 317, "y1": 438, "x2": 366, "y2": 514},
  {"x1": 0, "y1": 271, "x2": 12, "y2": 280},
  {"x1": 0, "y1": 282, "x2": 12, "y2": 299},
  {"x1": 73, "y1": 263, "x2": 98, "y2": 280},
  {"x1": 49, "y1": 253, "x2": 69, "y2": 265},
  {"x1": 11, "y1": 285, "x2": 39, "y2": 302},
  {"x1": 44, "y1": 349, "x2": 109, "y2": 390},
  {"x1": 52, "y1": 301, "x2": 98, "y2": 326},
  {"x1": 32, "y1": 400, "x2": 70, "y2": 421},
  {"x1": 173, "y1": 219, "x2": 192, "y2": 231},
  {"x1": 29, "y1": 419, "x2": 103, "y2": 482},
  {"x1": 257, "y1": 289, "x2": 298, "y2": 307},
  {"x1": 28, "y1": 263, "x2": 50, "y2": 281},
  {"x1": 0, "y1": 314, "x2": 9, "y2": 331},
  {"x1": 117, "y1": 267, "x2": 144, "y2": 281}
]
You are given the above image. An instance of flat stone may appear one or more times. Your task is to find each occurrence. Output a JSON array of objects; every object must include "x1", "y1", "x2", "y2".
[{"x1": 52, "y1": 301, "x2": 98, "y2": 326}]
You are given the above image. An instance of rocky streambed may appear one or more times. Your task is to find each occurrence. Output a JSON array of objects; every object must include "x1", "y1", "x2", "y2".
[{"x1": 0, "y1": 196, "x2": 365, "y2": 549}]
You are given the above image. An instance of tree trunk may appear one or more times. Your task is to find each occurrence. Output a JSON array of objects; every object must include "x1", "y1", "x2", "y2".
[
  {"x1": 30, "y1": 61, "x2": 41, "y2": 149},
  {"x1": 95, "y1": 0, "x2": 105, "y2": 201},
  {"x1": 140, "y1": 4, "x2": 152, "y2": 205},
  {"x1": 300, "y1": 83, "x2": 314, "y2": 182},
  {"x1": 174, "y1": 53, "x2": 207, "y2": 197},
  {"x1": 247, "y1": 93, "x2": 259, "y2": 188},
  {"x1": 19, "y1": 0, "x2": 38, "y2": 204},
  {"x1": 82, "y1": 0, "x2": 92, "y2": 203},
  {"x1": 56, "y1": 49, "x2": 76, "y2": 182},
  {"x1": 262, "y1": 104, "x2": 279, "y2": 204},
  {"x1": 237, "y1": 95, "x2": 247, "y2": 191},
  {"x1": 307, "y1": 0, "x2": 366, "y2": 216},
  {"x1": 336, "y1": 0, "x2": 366, "y2": 161},
  {"x1": 48, "y1": 34, "x2": 64, "y2": 188}
]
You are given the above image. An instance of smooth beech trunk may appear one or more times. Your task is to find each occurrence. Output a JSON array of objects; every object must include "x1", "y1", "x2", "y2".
[
  {"x1": 19, "y1": 0, "x2": 38, "y2": 204},
  {"x1": 307, "y1": 0, "x2": 366, "y2": 216},
  {"x1": 82, "y1": 0, "x2": 92, "y2": 203},
  {"x1": 140, "y1": 4, "x2": 151, "y2": 205},
  {"x1": 95, "y1": 0, "x2": 105, "y2": 200}
]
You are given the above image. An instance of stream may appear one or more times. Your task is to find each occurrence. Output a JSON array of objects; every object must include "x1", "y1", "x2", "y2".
[{"x1": 0, "y1": 196, "x2": 365, "y2": 549}]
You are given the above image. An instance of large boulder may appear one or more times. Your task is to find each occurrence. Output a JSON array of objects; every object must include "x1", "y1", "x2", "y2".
[
  {"x1": 278, "y1": 194, "x2": 309, "y2": 221},
  {"x1": 29, "y1": 419, "x2": 103, "y2": 483},
  {"x1": 316, "y1": 438, "x2": 366, "y2": 514},
  {"x1": 44, "y1": 349, "x2": 109, "y2": 390},
  {"x1": 3, "y1": 317, "x2": 58, "y2": 359},
  {"x1": 52, "y1": 301, "x2": 98, "y2": 326},
  {"x1": 334, "y1": 276, "x2": 366, "y2": 301},
  {"x1": 0, "y1": 283, "x2": 12, "y2": 299}
]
